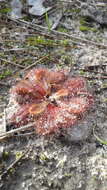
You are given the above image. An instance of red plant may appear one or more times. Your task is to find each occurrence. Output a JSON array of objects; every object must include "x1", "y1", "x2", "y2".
[{"x1": 10, "y1": 67, "x2": 94, "y2": 135}]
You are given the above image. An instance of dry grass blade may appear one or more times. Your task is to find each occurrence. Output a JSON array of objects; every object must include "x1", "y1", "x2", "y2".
[
  {"x1": 0, "y1": 122, "x2": 35, "y2": 140},
  {"x1": 50, "y1": 29, "x2": 107, "y2": 49},
  {"x1": 23, "y1": 55, "x2": 50, "y2": 71},
  {"x1": 14, "y1": 132, "x2": 35, "y2": 137},
  {"x1": 0, "y1": 58, "x2": 25, "y2": 69}
]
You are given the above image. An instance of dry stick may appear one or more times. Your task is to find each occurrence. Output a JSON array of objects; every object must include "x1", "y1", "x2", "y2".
[
  {"x1": 14, "y1": 131, "x2": 35, "y2": 137},
  {"x1": 23, "y1": 55, "x2": 50, "y2": 71},
  {"x1": 1, "y1": 48, "x2": 29, "y2": 52},
  {"x1": 96, "y1": 3, "x2": 107, "y2": 7},
  {"x1": 0, "y1": 148, "x2": 30, "y2": 180},
  {"x1": 0, "y1": 122, "x2": 35, "y2": 140},
  {"x1": 0, "y1": 58, "x2": 25, "y2": 69},
  {"x1": 8, "y1": 18, "x2": 81, "y2": 46},
  {"x1": 58, "y1": 0, "x2": 75, "y2": 4},
  {"x1": 9, "y1": 18, "x2": 107, "y2": 49},
  {"x1": 51, "y1": 30, "x2": 107, "y2": 49},
  {"x1": 1, "y1": 47, "x2": 38, "y2": 52}
]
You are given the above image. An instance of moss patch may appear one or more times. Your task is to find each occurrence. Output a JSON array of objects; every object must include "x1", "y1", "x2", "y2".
[
  {"x1": 0, "y1": 8, "x2": 11, "y2": 14},
  {"x1": 79, "y1": 17, "x2": 97, "y2": 32},
  {"x1": 57, "y1": 27, "x2": 68, "y2": 33},
  {"x1": 79, "y1": 25, "x2": 97, "y2": 32},
  {"x1": 67, "y1": 8, "x2": 81, "y2": 14},
  {"x1": 0, "y1": 70, "x2": 12, "y2": 79}
]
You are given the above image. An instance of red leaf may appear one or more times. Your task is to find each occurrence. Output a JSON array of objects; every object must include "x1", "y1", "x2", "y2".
[
  {"x1": 64, "y1": 77, "x2": 86, "y2": 96},
  {"x1": 29, "y1": 101, "x2": 48, "y2": 115},
  {"x1": 49, "y1": 89, "x2": 69, "y2": 100},
  {"x1": 35, "y1": 103, "x2": 78, "y2": 135},
  {"x1": 58, "y1": 96, "x2": 91, "y2": 115},
  {"x1": 25, "y1": 68, "x2": 51, "y2": 96},
  {"x1": 11, "y1": 80, "x2": 48, "y2": 104},
  {"x1": 11, "y1": 104, "x2": 31, "y2": 126}
]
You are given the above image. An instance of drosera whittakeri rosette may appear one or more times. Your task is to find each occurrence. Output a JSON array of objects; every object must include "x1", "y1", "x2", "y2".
[{"x1": 7, "y1": 67, "x2": 94, "y2": 136}]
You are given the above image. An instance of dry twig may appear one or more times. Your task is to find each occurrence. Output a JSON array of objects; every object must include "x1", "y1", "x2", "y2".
[
  {"x1": 0, "y1": 122, "x2": 35, "y2": 140},
  {"x1": 8, "y1": 17, "x2": 107, "y2": 49},
  {"x1": 23, "y1": 55, "x2": 50, "y2": 71},
  {"x1": 0, "y1": 58, "x2": 25, "y2": 69}
]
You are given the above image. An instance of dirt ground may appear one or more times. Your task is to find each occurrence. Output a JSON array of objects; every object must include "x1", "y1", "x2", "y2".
[{"x1": 0, "y1": 0, "x2": 107, "y2": 190}]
